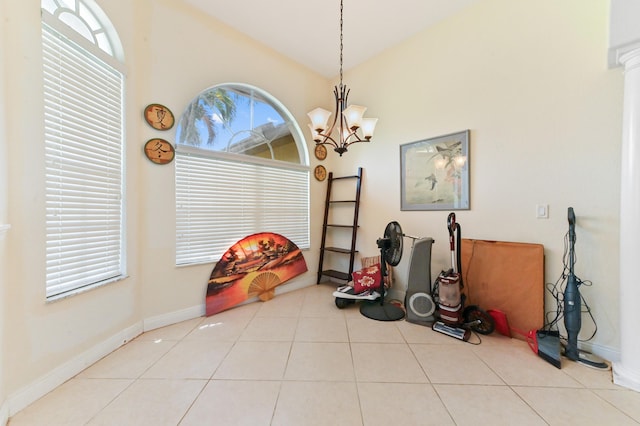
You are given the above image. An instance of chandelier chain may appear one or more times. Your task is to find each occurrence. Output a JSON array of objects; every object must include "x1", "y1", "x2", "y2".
[
  {"x1": 306, "y1": 0, "x2": 376, "y2": 156},
  {"x1": 339, "y1": 0, "x2": 344, "y2": 88}
]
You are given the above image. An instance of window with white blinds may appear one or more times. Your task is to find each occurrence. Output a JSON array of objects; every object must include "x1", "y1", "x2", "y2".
[
  {"x1": 175, "y1": 84, "x2": 310, "y2": 266},
  {"x1": 42, "y1": 6, "x2": 125, "y2": 298},
  {"x1": 176, "y1": 148, "x2": 310, "y2": 265}
]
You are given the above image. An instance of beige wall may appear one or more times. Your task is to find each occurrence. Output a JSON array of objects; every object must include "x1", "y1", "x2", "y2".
[
  {"x1": 0, "y1": 0, "x2": 326, "y2": 415},
  {"x1": 329, "y1": 0, "x2": 622, "y2": 358},
  {"x1": 134, "y1": 0, "x2": 326, "y2": 322},
  {"x1": 0, "y1": 0, "x2": 626, "y2": 418},
  {"x1": 0, "y1": 0, "x2": 8, "y2": 417}
]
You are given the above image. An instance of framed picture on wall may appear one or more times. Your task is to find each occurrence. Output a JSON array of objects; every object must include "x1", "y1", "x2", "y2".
[{"x1": 400, "y1": 130, "x2": 470, "y2": 211}]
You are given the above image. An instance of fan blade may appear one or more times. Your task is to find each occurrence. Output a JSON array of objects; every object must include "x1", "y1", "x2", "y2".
[{"x1": 382, "y1": 221, "x2": 404, "y2": 267}]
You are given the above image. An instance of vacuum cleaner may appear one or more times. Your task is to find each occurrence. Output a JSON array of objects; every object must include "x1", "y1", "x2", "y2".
[
  {"x1": 432, "y1": 213, "x2": 494, "y2": 341},
  {"x1": 563, "y1": 207, "x2": 608, "y2": 369}
]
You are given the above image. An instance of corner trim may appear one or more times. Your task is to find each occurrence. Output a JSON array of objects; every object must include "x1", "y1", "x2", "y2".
[
  {"x1": 609, "y1": 40, "x2": 640, "y2": 69},
  {"x1": 613, "y1": 362, "x2": 640, "y2": 392},
  {"x1": 0, "y1": 224, "x2": 10, "y2": 240},
  {"x1": 0, "y1": 399, "x2": 8, "y2": 426}
]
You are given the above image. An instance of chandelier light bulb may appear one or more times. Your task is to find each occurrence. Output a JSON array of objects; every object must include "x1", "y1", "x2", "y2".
[
  {"x1": 342, "y1": 104, "x2": 366, "y2": 130},
  {"x1": 307, "y1": 108, "x2": 332, "y2": 132},
  {"x1": 307, "y1": 124, "x2": 323, "y2": 143},
  {"x1": 360, "y1": 118, "x2": 378, "y2": 140}
]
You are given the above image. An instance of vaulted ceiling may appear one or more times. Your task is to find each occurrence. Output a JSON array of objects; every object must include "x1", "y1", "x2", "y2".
[{"x1": 183, "y1": 0, "x2": 481, "y2": 78}]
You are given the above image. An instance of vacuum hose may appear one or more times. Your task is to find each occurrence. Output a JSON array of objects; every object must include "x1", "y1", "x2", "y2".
[{"x1": 564, "y1": 207, "x2": 581, "y2": 361}]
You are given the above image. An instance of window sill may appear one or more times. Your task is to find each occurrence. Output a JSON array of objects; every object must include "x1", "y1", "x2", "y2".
[{"x1": 46, "y1": 275, "x2": 129, "y2": 303}]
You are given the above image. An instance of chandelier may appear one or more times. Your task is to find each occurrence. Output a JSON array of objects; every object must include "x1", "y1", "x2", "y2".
[{"x1": 307, "y1": 0, "x2": 377, "y2": 156}]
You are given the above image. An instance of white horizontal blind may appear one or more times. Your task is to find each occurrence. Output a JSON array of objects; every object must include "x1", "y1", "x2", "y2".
[
  {"x1": 176, "y1": 151, "x2": 310, "y2": 265},
  {"x1": 43, "y1": 23, "x2": 124, "y2": 297}
]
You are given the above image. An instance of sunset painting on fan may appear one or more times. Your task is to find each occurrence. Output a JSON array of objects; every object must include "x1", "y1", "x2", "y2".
[{"x1": 205, "y1": 233, "x2": 308, "y2": 316}]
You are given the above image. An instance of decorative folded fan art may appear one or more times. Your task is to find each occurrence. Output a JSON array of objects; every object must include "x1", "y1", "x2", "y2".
[{"x1": 205, "y1": 233, "x2": 308, "y2": 316}]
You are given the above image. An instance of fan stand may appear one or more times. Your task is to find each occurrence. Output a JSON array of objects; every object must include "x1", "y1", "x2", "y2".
[{"x1": 360, "y1": 237, "x2": 406, "y2": 321}]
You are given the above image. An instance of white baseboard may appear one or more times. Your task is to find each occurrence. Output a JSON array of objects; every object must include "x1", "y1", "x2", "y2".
[
  {"x1": 580, "y1": 341, "x2": 621, "y2": 364},
  {"x1": 276, "y1": 278, "x2": 316, "y2": 294},
  {"x1": 143, "y1": 304, "x2": 205, "y2": 332},
  {"x1": 7, "y1": 322, "x2": 142, "y2": 417},
  {"x1": 142, "y1": 279, "x2": 316, "y2": 332},
  {"x1": 613, "y1": 362, "x2": 640, "y2": 392},
  {"x1": 0, "y1": 399, "x2": 8, "y2": 426}
]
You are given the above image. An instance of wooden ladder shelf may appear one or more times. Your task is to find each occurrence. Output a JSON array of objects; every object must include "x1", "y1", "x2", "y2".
[{"x1": 317, "y1": 167, "x2": 363, "y2": 284}]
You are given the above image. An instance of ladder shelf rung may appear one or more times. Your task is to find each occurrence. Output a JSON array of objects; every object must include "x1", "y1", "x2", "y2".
[
  {"x1": 321, "y1": 270, "x2": 351, "y2": 281},
  {"x1": 324, "y1": 247, "x2": 358, "y2": 254}
]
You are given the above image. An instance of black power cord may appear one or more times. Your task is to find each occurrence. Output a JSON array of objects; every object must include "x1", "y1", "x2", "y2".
[{"x1": 543, "y1": 230, "x2": 598, "y2": 345}]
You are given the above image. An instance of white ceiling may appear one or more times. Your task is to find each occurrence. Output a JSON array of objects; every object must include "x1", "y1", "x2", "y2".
[{"x1": 183, "y1": 0, "x2": 481, "y2": 78}]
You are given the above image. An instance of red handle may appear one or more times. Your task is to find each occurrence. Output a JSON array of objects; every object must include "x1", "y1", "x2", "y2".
[{"x1": 447, "y1": 213, "x2": 456, "y2": 250}]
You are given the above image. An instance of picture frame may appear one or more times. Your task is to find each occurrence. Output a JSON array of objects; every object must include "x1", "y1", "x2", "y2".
[{"x1": 400, "y1": 130, "x2": 470, "y2": 211}]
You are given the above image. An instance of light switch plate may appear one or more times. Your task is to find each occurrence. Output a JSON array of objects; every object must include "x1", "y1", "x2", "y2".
[{"x1": 536, "y1": 204, "x2": 549, "y2": 219}]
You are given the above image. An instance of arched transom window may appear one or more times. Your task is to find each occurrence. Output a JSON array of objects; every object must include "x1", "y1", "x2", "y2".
[{"x1": 175, "y1": 84, "x2": 310, "y2": 265}]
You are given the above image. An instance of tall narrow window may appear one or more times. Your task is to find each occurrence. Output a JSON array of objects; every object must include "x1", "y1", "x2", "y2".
[
  {"x1": 175, "y1": 84, "x2": 310, "y2": 265},
  {"x1": 42, "y1": 0, "x2": 125, "y2": 298}
]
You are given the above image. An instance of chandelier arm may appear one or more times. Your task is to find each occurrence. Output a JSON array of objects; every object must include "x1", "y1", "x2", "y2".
[
  {"x1": 316, "y1": 139, "x2": 339, "y2": 150},
  {"x1": 314, "y1": 131, "x2": 339, "y2": 149},
  {"x1": 314, "y1": 86, "x2": 343, "y2": 148},
  {"x1": 342, "y1": 125, "x2": 366, "y2": 146},
  {"x1": 344, "y1": 136, "x2": 369, "y2": 147},
  {"x1": 339, "y1": 85, "x2": 364, "y2": 145}
]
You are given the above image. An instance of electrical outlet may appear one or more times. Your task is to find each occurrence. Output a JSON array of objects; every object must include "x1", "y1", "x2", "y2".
[{"x1": 536, "y1": 204, "x2": 549, "y2": 219}]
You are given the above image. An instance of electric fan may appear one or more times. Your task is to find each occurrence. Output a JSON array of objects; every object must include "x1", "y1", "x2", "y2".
[{"x1": 360, "y1": 221, "x2": 406, "y2": 321}]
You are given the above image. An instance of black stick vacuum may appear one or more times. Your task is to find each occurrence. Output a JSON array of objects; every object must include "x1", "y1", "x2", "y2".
[
  {"x1": 563, "y1": 208, "x2": 581, "y2": 361},
  {"x1": 563, "y1": 207, "x2": 608, "y2": 369}
]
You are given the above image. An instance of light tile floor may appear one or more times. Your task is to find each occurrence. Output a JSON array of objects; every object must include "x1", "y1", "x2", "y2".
[{"x1": 9, "y1": 284, "x2": 640, "y2": 425}]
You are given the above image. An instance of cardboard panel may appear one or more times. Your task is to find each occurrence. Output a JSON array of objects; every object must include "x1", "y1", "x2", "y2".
[{"x1": 461, "y1": 239, "x2": 544, "y2": 339}]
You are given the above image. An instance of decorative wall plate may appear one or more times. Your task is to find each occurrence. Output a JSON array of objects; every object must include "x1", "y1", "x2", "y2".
[
  {"x1": 144, "y1": 103, "x2": 174, "y2": 130},
  {"x1": 144, "y1": 138, "x2": 175, "y2": 164},
  {"x1": 314, "y1": 144, "x2": 327, "y2": 160},
  {"x1": 314, "y1": 165, "x2": 327, "y2": 181}
]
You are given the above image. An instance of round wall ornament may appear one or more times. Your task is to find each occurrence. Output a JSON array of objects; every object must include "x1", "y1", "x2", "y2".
[
  {"x1": 144, "y1": 138, "x2": 175, "y2": 164},
  {"x1": 314, "y1": 144, "x2": 327, "y2": 160},
  {"x1": 314, "y1": 165, "x2": 327, "y2": 181},
  {"x1": 144, "y1": 103, "x2": 175, "y2": 130}
]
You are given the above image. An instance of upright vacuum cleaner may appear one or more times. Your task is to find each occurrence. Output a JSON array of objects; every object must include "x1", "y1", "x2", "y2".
[
  {"x1": 563, "y1": 207, "x2": 608, "y2": 369},
  {"x1": 432, "y1": 213, "x2": 494, "y2": 341}
]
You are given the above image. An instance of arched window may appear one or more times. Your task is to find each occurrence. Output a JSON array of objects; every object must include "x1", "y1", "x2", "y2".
[
  {"x1": 42, "y1": 0, "x2": 125, "y2": 298},
  {"x1": 175, "y1": 84, "x2": 310, "y2": 265}
]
